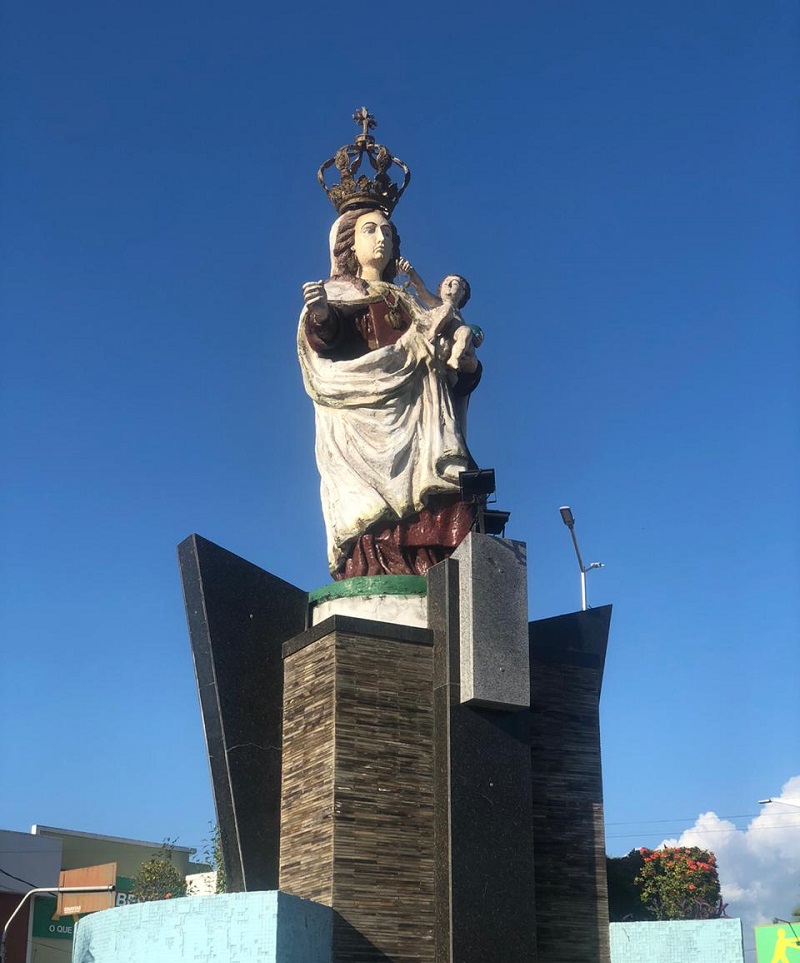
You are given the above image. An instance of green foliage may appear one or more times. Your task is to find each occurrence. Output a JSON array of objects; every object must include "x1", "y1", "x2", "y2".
[
  {"x1": 211, "y1": 824, "x2": 227, "y2": 894},
  {"x1": 635, "y1": 846, "x2": 723, "y2": 920},
  {"x1": 130, "y1": 839, "x2": 187, "y2": 903},
  {"x1": 200, "y1": 823, "x2": 227, "y2": 894},
  {"x1": 607, "y1": 850, "x2": 655, "y2": 921}
]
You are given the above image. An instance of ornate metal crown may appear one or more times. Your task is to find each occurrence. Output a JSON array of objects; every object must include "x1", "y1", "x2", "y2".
[{"x1": 318, "y1": 108, "x2": 411, "y2": 216}]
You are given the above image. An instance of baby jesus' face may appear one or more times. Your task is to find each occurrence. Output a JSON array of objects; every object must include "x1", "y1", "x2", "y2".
[{"x1": 439, "y1": 275, "x2": 469, "y2": 308}]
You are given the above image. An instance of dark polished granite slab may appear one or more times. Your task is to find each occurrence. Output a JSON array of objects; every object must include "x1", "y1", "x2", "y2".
[
  {"x1": 178, "y1": 534, "x2": 307, "y2": 892},
  {"x1": 529, "y1": 606, "x2": 613, "y2": 963},
  {"x1": 428, "y1": 559, "x2": 537, "y2": 963}
]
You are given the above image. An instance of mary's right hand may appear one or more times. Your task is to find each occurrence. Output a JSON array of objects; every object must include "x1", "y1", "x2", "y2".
[{"x1": 303, "y1": 281, "x2": 329, "y2": 320}]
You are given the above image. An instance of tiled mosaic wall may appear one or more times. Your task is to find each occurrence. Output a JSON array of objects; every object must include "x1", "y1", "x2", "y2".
[
  {"x1": 610, "y1": 919, "x2": 744, "y2": 963},
  {"x1": 70, "y1": 892, "x2": 332, "y2": 963}
]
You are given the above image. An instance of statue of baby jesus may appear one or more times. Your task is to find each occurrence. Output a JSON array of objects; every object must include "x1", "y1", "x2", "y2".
[{"x1": 397, "y1": 258, "x2": 484, "y2": 375}]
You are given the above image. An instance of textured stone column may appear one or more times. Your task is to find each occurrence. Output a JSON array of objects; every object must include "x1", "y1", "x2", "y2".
[
  {"x1": 528, "y1": 606, "x2": 613, "y2": 963},
  {"x1": 279, "y1": 615, "x2": 436, "y2": 963}
]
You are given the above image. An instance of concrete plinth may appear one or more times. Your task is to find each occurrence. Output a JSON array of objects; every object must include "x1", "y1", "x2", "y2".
[{"x1": 309, "y1": 575, "x2": 428, "y2": 628}]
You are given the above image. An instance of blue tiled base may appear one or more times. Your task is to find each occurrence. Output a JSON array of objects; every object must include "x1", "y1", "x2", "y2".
[
  {"x1": 71, "y1": 891, "x2": 332, "y2": 963},
  {"x1": 610, "y1": 919, "x2": 744, "y2": 963}
]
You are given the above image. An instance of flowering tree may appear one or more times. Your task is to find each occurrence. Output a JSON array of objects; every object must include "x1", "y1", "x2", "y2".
[{"x1": 635, "y1": 846, "x2": 725, "y2": 920}]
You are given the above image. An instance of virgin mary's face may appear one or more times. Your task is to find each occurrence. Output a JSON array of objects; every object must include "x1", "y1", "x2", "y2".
[{"x1": 352, "y1": 211, "x2": 393, "y2": 275}]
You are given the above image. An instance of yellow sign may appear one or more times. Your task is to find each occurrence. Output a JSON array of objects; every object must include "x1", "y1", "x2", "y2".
[{"x1": 755, "y1": 924, "x2": 800, "y2": 963}]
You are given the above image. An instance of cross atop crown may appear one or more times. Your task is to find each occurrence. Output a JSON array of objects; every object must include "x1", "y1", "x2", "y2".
[
  {"x1": 353, "y1": 107, "x2": 377, "y2": 144},
  {"x1": 317, "y1": 108, "x2": 411, "y2": 216}
]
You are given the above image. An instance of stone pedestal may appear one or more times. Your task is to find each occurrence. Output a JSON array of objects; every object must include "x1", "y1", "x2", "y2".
[
  {"x1": 279, "y1": 616, "x2": 436, "y2": 963},
  {"x1": 308, "y1": 575, "x2": 428, "y2": 628},
  {"x1": 178, "y1": 536, "x2": 613, "y2": 963}
]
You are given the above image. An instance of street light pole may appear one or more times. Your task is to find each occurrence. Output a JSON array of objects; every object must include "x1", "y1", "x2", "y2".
[
  {"x1": 559, "y1": 506, "x2": 604, "y2": 611},
  {"x1": 1, "y1": 885, "x2": 115, "y2": 963}
]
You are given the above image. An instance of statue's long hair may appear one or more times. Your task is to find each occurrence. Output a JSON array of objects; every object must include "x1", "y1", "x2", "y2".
[{"x1": 331, "y1": 208, "x2": 401, "y2": 283}]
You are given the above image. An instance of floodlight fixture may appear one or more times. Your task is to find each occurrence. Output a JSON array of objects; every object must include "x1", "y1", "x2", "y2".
[
  {"x1": 480, "y1": 509, "x2": 511, "y2": 536},
  {"x1": 459, "y1": 469, "x2": 496, "y2": 500},
  {"x1": 459, "y1": 468, "x2": 511, "y2": 538},
  {"x1": 759, "y1": 798, "x2": 800, "y2": 808},
  {"x1": 558, "y1": 505, "x2": 604, "y2": 611}
]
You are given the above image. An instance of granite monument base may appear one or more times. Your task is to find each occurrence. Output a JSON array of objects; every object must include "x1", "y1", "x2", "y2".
[{"x1": 179, "y1": 535, "x2": 612, "y2": 963}]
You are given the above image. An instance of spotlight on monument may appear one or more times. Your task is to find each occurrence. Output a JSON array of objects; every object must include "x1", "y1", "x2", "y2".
[
  {"x1": 481, "y1": 510, "x2": 511, "y2": 536},
  {"x1": 459, "y1": 469, "x2": 510, "y2": 536},
  {"x1": 559, "y1": 505, "x2": 604, "y2": 612},
  {"x1": 459, "y1": 469, "x2": 496, "y2": 500}
]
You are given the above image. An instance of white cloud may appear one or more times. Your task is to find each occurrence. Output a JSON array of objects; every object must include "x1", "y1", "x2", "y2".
[{"x1": 661, "y1": 775, "x2": 800, "y2": 954}]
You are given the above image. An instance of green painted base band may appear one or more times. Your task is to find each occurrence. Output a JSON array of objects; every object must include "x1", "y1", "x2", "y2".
[{"x1": 309, "y1": 575, "x2": 427, "y2": 604}]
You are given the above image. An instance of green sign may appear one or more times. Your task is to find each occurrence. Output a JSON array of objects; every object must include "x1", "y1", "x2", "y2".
[
  {"x1": 114, "y1": 875, "x2": 137, "y2": 906},
  {"x1": 31, "y1": 898, "x2": 74, "y2": 940},
  {"x1": 31, "y1": 877, "x2": 138, "y2": 941},
  {"x1": 755, "y1": 923, "x2": 800, "y2": 963}
]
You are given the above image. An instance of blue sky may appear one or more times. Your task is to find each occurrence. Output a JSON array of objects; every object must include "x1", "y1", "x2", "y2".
[{"x1": 1, "y1": 0, "x2": 798, "y2": 940}]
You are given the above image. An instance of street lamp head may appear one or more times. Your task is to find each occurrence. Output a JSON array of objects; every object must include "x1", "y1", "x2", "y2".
[{"x1": 559, "y1": 506, "x2": 575, "y2": 528}]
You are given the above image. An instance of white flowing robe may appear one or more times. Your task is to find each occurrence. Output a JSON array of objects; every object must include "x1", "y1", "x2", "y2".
[{"x1": 297, "y1": 280, "x2": 473, "y2": 574}]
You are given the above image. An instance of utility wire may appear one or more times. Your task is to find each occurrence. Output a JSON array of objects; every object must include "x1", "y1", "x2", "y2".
[
  {"x1": 605, "y1": 811, "x2": 799, "y2": 826},
  {"x1": 0, "y1": 866, "x2": 44, "y2": 890},
  {"x1": 607, "y1": 822, "x2": 800, "y2": 840}
]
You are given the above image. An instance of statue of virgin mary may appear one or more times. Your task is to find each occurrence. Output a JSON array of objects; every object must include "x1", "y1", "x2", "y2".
[{"x1": 298, "y1": 204, "x2": 482, "y2": 579}]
